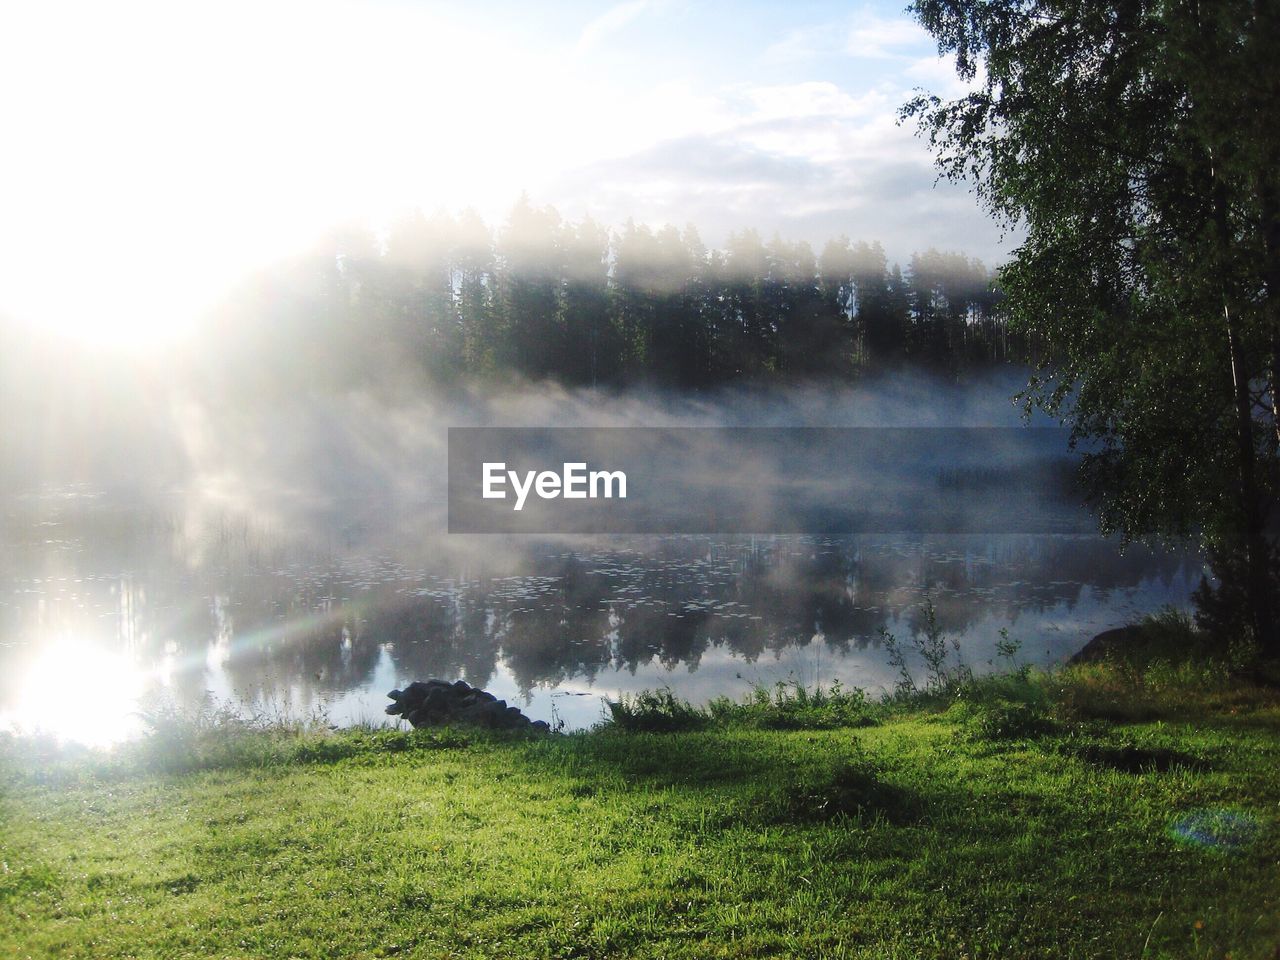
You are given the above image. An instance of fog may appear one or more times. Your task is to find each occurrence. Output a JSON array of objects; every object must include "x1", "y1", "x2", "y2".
[
  {"x1": 0, "y1": 318, "x2": 1063, "y2": 547},
  {"x1": 0, "y1": 333, "x2": 1199, "y2": 739},
  {"x1": 0, "y1": 208, "x2": 1185, "y2": 741}
]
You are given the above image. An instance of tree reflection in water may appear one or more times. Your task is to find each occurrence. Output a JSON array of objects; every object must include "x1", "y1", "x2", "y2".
[{"x1": 0, "y1": 499, "x2": 1199, "y2": 734}]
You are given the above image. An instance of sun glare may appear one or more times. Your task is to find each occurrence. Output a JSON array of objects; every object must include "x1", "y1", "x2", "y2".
[
  {"x1": 0, "y1": 637, "x2": 148, "y2": 748},
  {"x1": 0, "y1": 0, "x2": 563, "y2": 354}
]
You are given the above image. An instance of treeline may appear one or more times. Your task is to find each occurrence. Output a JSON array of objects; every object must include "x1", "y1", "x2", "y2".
[{"x1": 211, "y1": 198, "x2": 1027, "y2": 391}]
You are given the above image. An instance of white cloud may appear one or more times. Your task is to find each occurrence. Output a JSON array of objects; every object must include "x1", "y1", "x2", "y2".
[
  {"x1": 845, "y1": 12, "x2": 932, "y2": 59},
  {"x1": 541, "y1": 77, "x2": 1011, "y2": 265},
  {"x1": 574, "y1": 0, "x2": 652, "y2": 56},
  {"x1": 763, "y1": 9, "x2": 933, "y2": 65},
  {"x1": 761, "y1": 24, "x2": 837, "y2": 65},
  {"x1": 904, "y1": 53, "x2": 985, "y2": 98},
  {"x1": 741, "y1": 81, "x2": 884, "y2": 122}
]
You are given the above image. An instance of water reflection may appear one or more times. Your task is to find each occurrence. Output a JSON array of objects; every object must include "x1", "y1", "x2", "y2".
[{"x1": 0, "y1": 496, "x2": 1201, "y2": 742}]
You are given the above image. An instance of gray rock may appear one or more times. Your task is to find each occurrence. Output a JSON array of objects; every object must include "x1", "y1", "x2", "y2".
[
  {"x1": 388, "y1": 678, "x2": 550, "y2": 733},
  {"x1": 456, "y1": 701, "x2": 494, "y2": 723},
  {"x1": 1069, "y1": 625, "x2": 1146, "y2": 664},
  {"x1": 421, "y1": 688, "x2": 452, "y2": 713}
]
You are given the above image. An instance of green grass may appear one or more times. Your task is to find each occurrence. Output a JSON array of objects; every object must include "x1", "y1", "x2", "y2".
[{"x1": 3, "y1": 630, "x2": 1279, "y2": 958}]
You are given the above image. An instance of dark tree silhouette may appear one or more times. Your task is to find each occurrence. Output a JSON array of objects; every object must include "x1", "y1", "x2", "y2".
[{"x1": 205, "y1": 201, "x2": 1020, "y2": 396}]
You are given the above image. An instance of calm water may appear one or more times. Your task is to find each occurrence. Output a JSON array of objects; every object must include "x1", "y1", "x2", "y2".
[{"x1": 0, "y1": 488, "x2": 1201, "y2": 743}]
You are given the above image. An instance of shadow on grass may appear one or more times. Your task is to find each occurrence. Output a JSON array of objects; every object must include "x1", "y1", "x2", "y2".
[
  {"x1": 506, "y1": 727, "x2": 935, "y2": 829},
  {"x1": 1049, "y1": 736, "x2": 1211, "y2": 774},
  {"x1": 769, "y1": 757, "x2": 921, "y2": 825}
]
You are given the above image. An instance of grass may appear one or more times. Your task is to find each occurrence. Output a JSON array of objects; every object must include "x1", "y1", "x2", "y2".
[{"x1": 2, "y1": 617, "x2": 1279, "y2": 958}]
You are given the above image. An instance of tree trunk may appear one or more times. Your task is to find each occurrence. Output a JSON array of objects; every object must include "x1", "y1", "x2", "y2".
[
  {"x1": 1213, "y1": 167, "x2": 1277, "y2": 656},
  {"x1": 1224, "y1": 308, "x2": 1275, "y2": 655}
]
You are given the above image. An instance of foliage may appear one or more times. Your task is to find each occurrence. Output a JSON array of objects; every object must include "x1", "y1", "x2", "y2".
[
  {"x1": 880, "y1": 598, "x2": 975, "y2": 699},
  {"x1": 706, "y1": 679, "x2": 876, "y2": 730},
  {"x1": 903, "y1": 0, "x2": 1280, "y2": 654},
  {"x1": 605, "y1": 681, "x2": 876, "y2": 733},
  {"x1": 952, "y1": 696, "x2": 1059, "y2": 743},
  {"x1": 1194, "y1": 540, "x2": 1280, "y2": 647},
  {"x1": 993, "y1": 626, "x2": 1030, "y2": 680},
  {"x1": 603, "y1": 688, "x2": 711, "y2": 733}
]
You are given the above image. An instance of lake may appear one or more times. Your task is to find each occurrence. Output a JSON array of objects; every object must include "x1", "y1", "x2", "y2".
[{"x1": 0, "y1": 487, "x2": 1200, "y2": 743}]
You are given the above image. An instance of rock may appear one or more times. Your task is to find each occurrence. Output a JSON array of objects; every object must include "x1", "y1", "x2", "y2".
[
  {"x1": 387, "y1": 678, "x2": 549, "y2": 733},
  {"x1": 1069, "y1": 625, "x2": 1146, "y2": 664},
  {"x1": 421, "y1": 687, "x2": 452, "y2": 712},
  {"x1": 456, "y1": 700, "x2": 496, "y2": 724}
]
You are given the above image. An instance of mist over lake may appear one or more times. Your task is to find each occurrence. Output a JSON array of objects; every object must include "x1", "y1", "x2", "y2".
[{"x1": 0, "y1": 375, "x2": 1201, "y2": 742}]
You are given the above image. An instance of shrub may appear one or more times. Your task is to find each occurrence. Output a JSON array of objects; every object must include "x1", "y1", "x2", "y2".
[
  {"x1": 603, "y1": 689, "x2": 710, "y2": 733},
  {"x1": 880, "y1": 599, "x2": 974, "y2": 701},
  {"x1": 706, "y1": 680, "x2": 876, "y2": 730}
]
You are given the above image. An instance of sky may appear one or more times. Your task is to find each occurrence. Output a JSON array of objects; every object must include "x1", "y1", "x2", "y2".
[{"x1": 0, "y1": 0, "x2": 1009, "y2": 348}]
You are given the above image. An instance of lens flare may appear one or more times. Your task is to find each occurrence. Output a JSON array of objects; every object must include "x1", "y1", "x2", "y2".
[{"x1": 1169, "y1": 809, "x2": 1260, "y2": 853}]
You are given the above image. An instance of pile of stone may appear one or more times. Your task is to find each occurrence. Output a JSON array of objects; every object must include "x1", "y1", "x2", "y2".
[
  {"x1": 386, "y1": 679, "x2": 550, "y2": 733},
  {"x1": 1068, "y1": 625, "x2": 1143, "y2": 664}
]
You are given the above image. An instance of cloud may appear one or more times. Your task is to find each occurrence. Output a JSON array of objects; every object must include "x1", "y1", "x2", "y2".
[
  {"x1": 545, "y1": 134, "x2": 1007, "y2": 266},
  {"x1": 540, "y1": 78, "x2": 1013, "y2": 265},
  {"x1": 845, "y1": 12, "x2": 932, "y2": 59},
  {"x1": 761, "y1": 24, "x2": 835, "y2": 66},
  {"x1": 904, "y1": 53, "x2": 986, "y2": 98},
  {"x1": 762, "y1": 9, "x2": 933, "y2": 64},
  {"x1": 575, "y1": 0, "x2": 652, "y2": 56},
  {"x1": 740, "y1": 81, "x2": 884, "y2": 122}
]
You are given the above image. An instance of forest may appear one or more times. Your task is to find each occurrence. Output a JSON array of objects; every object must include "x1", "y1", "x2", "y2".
[{"x1": 207, "y1": 196, "x2": 1023, "y2": 393}]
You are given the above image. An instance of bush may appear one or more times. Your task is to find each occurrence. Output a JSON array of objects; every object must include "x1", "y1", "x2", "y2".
[
  {"x1": 879, "y1": 599, "x2": 977, "y2": 702},
  {"x1": 603, "y1": 689, "x2": 710, "y2": 733},
  {"x1": 706, "y1": 680, "x2": 876, "y2": 730},
  {"x1": 605, "y1": 682, "x2": 876, "y2": 733}
]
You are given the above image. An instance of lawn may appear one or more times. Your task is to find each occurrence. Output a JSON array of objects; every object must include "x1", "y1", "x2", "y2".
[{"x1": 2, "y1": 649, "x2": 1279, "y2": 958}]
